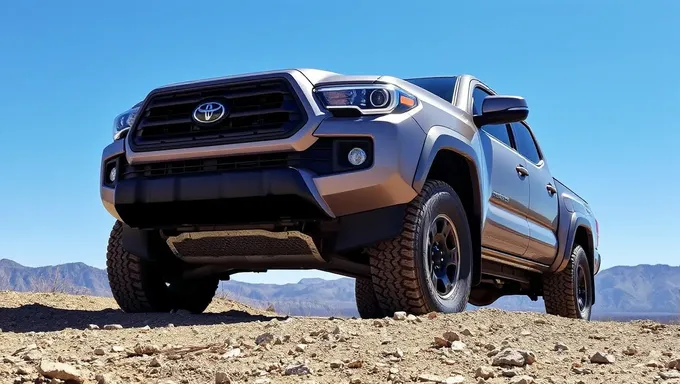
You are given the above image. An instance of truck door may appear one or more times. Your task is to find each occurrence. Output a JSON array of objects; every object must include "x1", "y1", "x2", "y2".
[
  {"x1": 473, "y1": 87, "x2": 531, "y2": 257},
  {"x1": 510, "y1": 122, "x2": 559, "y2": 265}
]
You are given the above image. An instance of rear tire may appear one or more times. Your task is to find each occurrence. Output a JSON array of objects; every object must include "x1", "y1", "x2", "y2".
[
  {"x1": 106, "y1": 221, "x2": 218, "y2": 314},
  {"x1": 367, "y1": 180, "x2": 473, "y2": 316},
  {"x1": 543, "y1": 244, "x2": 593, "y2": 320},
  {"x1": 355, "y1": 278, "x2": 384, "y2": 319}
]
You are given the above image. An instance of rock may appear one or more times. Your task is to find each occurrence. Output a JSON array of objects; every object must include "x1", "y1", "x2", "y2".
[
  {"x1": 434, "y1": 337, "x2": 451, "y2": 348},
  {"x1": 572, "y1": 366, "x2": 593, "y2": 375},
  {"x1": 520, "y1": 330, "x2": 531, "y2": 336},
  {"x1": 255, "y1": 332, "x2": 274, "y2": 345},
  {"x1": 427, "y1": 312, "x2": 438, "y2": 319},
  {"x1": 295, "y1": 344, "x2": 307, "y2": 352},
  {"x1": 103, "y1": 324, "x2": 123, "y2": 330},
  {"x1": 502, "y1": 369, "x2": 518, "y2": 378},
  {"x1": 110, "y1": 346, "x2": 125, "y2": 353},
  {"x1": 330, "y1": 360, "x2": 343, "y2": 369},
  {"x1": 417, "y1": 373, "x2": 443, "y2": 382},
  {"x1": 349, "y1": 379, "x2": 362, "y2": 384},
  {"x1": 554, "y1": 342, "x2": 569, "y2": 352},
  {"x1": 149, "y1": 357, "x2": 161, "y2": 367},
  {"x1": 578, "y1": 346, "x2": 587, "y2": 353},
  {"x1": 167, "y1": 323, "x2": 174, "y2": 328},
  {"x1": 590, "y1": 352, "x2": 616, "y2": 364},
  {"x1": 668, "y1": 359, "x2": 680, "y2": 370},
  {"x1": 347, "y1": 360, "x2": 363, "y2": 369},
  {"x1": 492, "y1": 349, "x2": 534, "y2": 367},
  {"x1": 284, "y1": 364, "x2": 312, "y2": 376},
  {"x1": 87, "y1": 324, "x2": 99, "y2": 330},
  {"x1": 332, "y1": 325, "x2": 343, "y2": 335},
  {"x1": 95, "y1": 373, "x2": 119, "y2": 384},
  {"x1": 406, "y1": 314, "x2": 418, "y2": 322},
  {"x1": 22, "y1": 349, "x2": 42, "y2": 361},
  {"x1": 215, "y1": 371, "x2": 232, "y2": 384},
  {"x1": 13, "y1": 344, "x2": 37, "y2": 356},
  {"x1": 450, "y1": 341, "x2": 466, "y2": 351},
  {"x1": 474, "y1": 366, "x2": 495, "y2": 379},
  {"x1": 645, "y1": 361, "x2": 663, "y2": 368},
  {"x1": 393, "y1": 311, "x2": 408, "y2": 320},
  {"x1": 133, "y1": 344, "x2": 160, "y2": 355},
  {"x1": 443, "y1": 331, "x2": 460, "y2": 342},
  {"x1": 93, "y1": 348, "x2": 105, "y2": 356},
  {"x1": 299, "y1": 336, "x2": 315, "y2": 344},
  {"x1": 461, "y1": 328, "x2": 475, "y2": 337},
  {"x1": 139, "y1": 325, "x2": 151, "y2": 332},
  {"x1": 660, "y1": 371, "x2": 680, "y2": 380},
  {"x1": 510, "y1": 376, "x2": 535, "y2": 384},
  {"x1": 521, "y1": 350, "x2": 537, "y2": 365},
  {"x1": 220, "y1": 348, "x2": 241, "y2": 359},
  {"x1": 372, "y1": 320, "x2": 385, "y2": 327},
  {"x1": 534, "y1": 318, "x2": 547, "y2": 325},
  {"x1": 441, "y1": 376, "x2": 465, "y2": 384},
  {"x1": 38, "y1": 361, "x2": 83, "y2": 383},
  {"x1": 623, "y1": 346, "x2": 637, "y2": 356}
]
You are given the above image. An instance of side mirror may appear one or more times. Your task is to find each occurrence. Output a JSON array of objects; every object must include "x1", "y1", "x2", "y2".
[{"x1": 474, "y1": 95, "x2": 528, "y2": 127}]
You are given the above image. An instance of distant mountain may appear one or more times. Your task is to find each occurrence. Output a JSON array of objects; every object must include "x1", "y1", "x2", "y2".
[
  {"x1": 0, "y1": 259, "x2": 111, "y2": 296},
  {"x1": 1, "y1": 259, "x2": 678, "y2": 319}
]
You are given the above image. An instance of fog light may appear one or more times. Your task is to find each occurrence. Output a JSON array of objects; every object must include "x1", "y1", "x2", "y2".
[
  {"x1": 109, "y1": 167, "x2": 117, "y2": 182},
  {"x1": 347, "y1": 147, "x2": 367, "y2": 166}
]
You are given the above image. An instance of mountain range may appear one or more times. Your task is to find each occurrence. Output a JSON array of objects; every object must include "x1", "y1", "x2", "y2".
[{"x1": 1, "y1": 258, "x2": 678, "y2": 320}]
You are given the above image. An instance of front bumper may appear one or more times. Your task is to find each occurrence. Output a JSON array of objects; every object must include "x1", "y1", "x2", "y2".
[{"x1": 100, "y1": 112, "x2": 426, "y2": 226}]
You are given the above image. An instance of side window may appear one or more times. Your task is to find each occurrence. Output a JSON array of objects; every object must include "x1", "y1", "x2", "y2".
[
  {"x1": 473, "y1": 87, "x2": 513, "y2": 147},
  {"x1": 472, "y1": 87, "x2": 489, "y2": 116},
  {"x1": 511, "y1": 122, "x2": 541, "y2": 163}
]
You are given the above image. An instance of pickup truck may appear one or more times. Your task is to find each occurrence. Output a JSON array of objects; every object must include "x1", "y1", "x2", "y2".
[{"x1": 100, "y1": 69, "x2": 601, "y2": 320}]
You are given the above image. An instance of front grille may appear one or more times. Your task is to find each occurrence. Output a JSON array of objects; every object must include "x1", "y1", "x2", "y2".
[
  {"x1": 130, "y1": 78, "x2": 307, "y2": 152},
  {"x1": 121, "y1": 138, "x2": 336, "y2": 179}
]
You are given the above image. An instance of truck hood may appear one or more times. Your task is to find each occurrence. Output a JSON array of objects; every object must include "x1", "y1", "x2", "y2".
[{"x1": 152, "y1": 68, "x2": 381, "y2": 91}]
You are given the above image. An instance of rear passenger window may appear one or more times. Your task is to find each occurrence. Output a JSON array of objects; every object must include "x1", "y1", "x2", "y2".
[
  {"x1": 511, "y1": 122, "x2": 541, "y2": 163},
  {"x1": 472, "y1": 87, "x2": 512, "y2": 147}
]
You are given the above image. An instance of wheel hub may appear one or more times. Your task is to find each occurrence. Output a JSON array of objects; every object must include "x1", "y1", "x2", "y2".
[
  {"x1": 427, "y1": 214, "x2": 460, "y2": 298},
  {"x1": 577, "y1": 265, "x2": 588, "y2": 312}
]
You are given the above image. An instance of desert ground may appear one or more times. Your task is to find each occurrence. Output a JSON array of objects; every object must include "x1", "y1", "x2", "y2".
[{"x1": 1, "y1": 291, "x2": 679, "y2": 384}]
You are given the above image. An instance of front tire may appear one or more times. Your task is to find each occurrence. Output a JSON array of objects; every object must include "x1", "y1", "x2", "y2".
[
  {"x1": 106, "y1": 221, "x2": 218, "y2": 314},
  {"x1": 367, "y1": 180, "x2": 473, "y2": 316},
  {"x1": 355, "y1": 278, "x2": 384, "y2": 319},
  {"x1": 543, "y1": 244, "x2": 593, "y2": 320}
]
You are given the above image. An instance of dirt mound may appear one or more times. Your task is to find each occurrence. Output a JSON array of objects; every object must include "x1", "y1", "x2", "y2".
[{"x1": 1, "y1": 292, "x2": 679, "y2": 384}]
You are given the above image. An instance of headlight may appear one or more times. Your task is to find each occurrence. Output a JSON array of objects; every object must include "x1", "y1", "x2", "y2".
[
  {"x1": 315, "y1": 84, "x2": 417, "y2": 116},
  {"x1": 112, "y1": 105, "x2": 140, "y2": 140}
]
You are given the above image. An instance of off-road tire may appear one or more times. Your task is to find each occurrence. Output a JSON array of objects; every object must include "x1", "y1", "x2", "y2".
[
  {"x1": 367, "y1": 180, "x2": 473, "y2": 316},
  {"x1": 106, "y1": 221, "x2": 218, "y2": 314},
  {"x1": 355, "y1": 278, "x2": 384, "y2": 319},
  {"x1": 543, "y1": 244, "x2": 593, "y2": 320}
]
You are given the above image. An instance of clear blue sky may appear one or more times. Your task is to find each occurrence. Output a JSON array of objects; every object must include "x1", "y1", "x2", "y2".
[{"x1": 1, "y1": 1, "x2": 678, "y2": 284}]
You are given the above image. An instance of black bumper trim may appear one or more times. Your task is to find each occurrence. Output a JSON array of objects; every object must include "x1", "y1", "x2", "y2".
[{"x1": 114, "y1": 168, "x2": 330, "y2": 228}]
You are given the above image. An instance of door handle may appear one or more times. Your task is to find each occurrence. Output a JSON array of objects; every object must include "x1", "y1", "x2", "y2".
[
  {"x1": 546, "y1": 184, "x2": 557, "y2": 196},
  {"x1": 515, "y1": 165, "x2": 529, "y2": 177}
]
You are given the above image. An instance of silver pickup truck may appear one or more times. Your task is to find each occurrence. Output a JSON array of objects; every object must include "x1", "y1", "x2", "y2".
[{"x1": 100, "y1": 69, "x2": 601, "y2": 319}]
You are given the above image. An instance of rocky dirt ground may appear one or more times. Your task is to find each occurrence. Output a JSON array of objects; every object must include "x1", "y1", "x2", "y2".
[{"x1": 0, "y1": 291, "x2": 679, "y2": 384}]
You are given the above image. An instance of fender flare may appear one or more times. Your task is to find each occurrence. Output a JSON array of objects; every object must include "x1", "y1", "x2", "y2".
[
  {"x1": 552, "y1": 212, "x2": 597, "y2": 304},
  {"x1": 412, "y1": 126, "x2": 486, "y2": 285}
]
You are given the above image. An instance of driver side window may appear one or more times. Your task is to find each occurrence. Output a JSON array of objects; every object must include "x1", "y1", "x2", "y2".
[{"x1": 473, "y1": 87, "x2": 513, "y2": 148}]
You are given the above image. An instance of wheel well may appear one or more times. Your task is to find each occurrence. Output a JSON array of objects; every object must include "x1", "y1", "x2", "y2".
[
  {"x1": 425, "y1": 150, "x2": 482, "y2": 285},
  {"x1": 573, "y1": 225, "x2": 596, "y2": 304},
  {"x1": 573, "y1": 226, "x2": 594, "y2": 271}
]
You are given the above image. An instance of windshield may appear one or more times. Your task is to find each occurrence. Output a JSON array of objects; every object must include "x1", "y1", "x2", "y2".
[{"x1": 405, "y1": 76, "x2": 457, "y2": 103}]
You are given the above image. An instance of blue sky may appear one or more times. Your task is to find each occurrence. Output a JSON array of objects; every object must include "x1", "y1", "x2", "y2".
[{"x1": 0, "y1": 1, "x2": 678, "y2": 284}]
